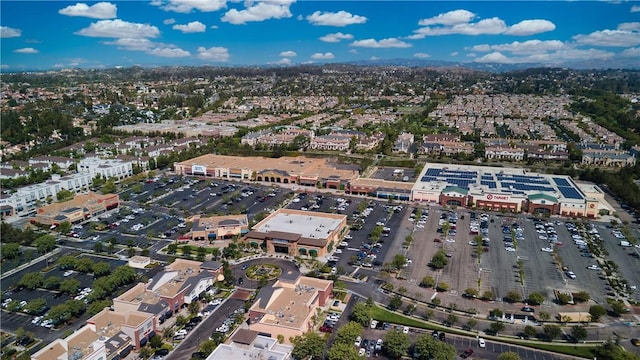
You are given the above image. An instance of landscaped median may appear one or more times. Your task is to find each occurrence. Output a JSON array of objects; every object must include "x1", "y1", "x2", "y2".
[{"x1": 369, "y1": 304, "x2": 601, "y2": 359}]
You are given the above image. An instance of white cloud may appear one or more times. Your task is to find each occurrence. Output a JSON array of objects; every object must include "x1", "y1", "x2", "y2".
[
  {"x1": 621, "y1": 47, "x2": 640, "y2": 57},
  {"x1": 504, "y1": 19, "x2": 555, "y2": 36},
  {"x1": 618, "y1": 22, "x2": 640, "y2": 31},
  {"x1": 270, "y1": 58, "x2": 292, "y2": 65},
  {"x1": 350, "y1": 38, "x2": 411, "y2": 48},
  {"x1": 319, "y1": 32, "x2": 353, "y2": 43},
  {"x1": 418, "y1": 9, "x2": 475, "y2": 26},
  {"x1": 573, "y1": 29, "x2": 640, "y2": 47},
  {"x1": 210, "y1": 25, "x2": 219, "y2": 29},
  {"x1": 279, "y1": 50, "x2": 297, "y2": 57},
  {"x1": 348, "y1": 49, "x2": 358, "y2": 54},
  {"x1": 631, "y1": 5, "x2": 640, "y2": 12},
  {"x1": 1, "y1": 26, "x2": 21, "y2": 38},
  {"x1": 159, "y1": 0, "x2": 227, "y2": 13},
  {"x1": 76, "y1": 19, "x2": 160, "y2": 38},
  {"x1": 104, "y1": 37, "x2": 190, "y2": 58},
  {"x1": 410, "y1": 12, "x2": 554, "y2": 39},
  {"x1": 222, "y1": 0, "x2": 295, "y2": 25},
  {"x1": 105, "y1": 37, "x2": 154, "y2": 51},
  {"x1": 197, "y1": 46, "x2": 230, "y2": 61},
  {"x1": 471, "y1": 40, "x2": 565, "y2": 55},
  {"x1": 370, "y1": 56, "x2": 379, "y2": 60},
  {"x1": 306, "y1": 10, "x2": 367, "y2": 27},
  {"x1": 473, "y1": 48, "x2": 614, "y2": 64},
  {"x1": 414, "y1": 52, "x2": 430, "y2": 58},
  {"x1": 14, "y1": 47, "x2": 38, "y2": 54},
  {"x1": 1, "y1": 64, "x2": 9, "y2": 69},
  {"x1": 409, "y1": 17, "x2": 507, "y2": 39},
  {"x1": 58, "y1": 2, "x2": 117, "y2": 19},
  {"x1": 173, "y1": 21, "x2": 206, "y2": 33},
  {"x1": 450, "y1": 51, "x2": 459, "y2": 57},
  {"x1": 148, "y1": 46, "x2": 190, "y2": 57},
  {"x1": 163, "y1": 18, "x2": 176, "y2": 25},
  {"x1": 310, "y1": 52, "x2": 334, "y2": 59}
]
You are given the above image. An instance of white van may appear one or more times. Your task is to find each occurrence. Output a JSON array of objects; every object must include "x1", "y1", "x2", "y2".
[{"x1": 620, "y1": 241, "x2": 631, "y2": 247}]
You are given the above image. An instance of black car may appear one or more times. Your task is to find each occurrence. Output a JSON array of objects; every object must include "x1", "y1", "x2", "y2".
[
  {"x1": 191, "y1": 352, "x2": 208, "y2": 359},
  {"x1": 154, "y1": 349, "x2": 169, "y2": 357},
  {"x1": 521, "y1": 306, "x2": 535, "y2": 313},
  {"x1": 238, "y1": 277, "x2": 244, "y2": 285},
  {"x1": 438, "y1": 332, "x2": 446, "y2": 341}
]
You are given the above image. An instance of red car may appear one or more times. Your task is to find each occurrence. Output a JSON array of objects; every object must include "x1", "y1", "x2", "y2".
[
  {"x1": 319, "y1": 325, "x2": 333, "y2": 333},
  {"x1": 460, "y1": 349, "x2": 474, "y2": 358},
  {"x1": 434, "y1": 238, "x2": 441, "y2": 243}
]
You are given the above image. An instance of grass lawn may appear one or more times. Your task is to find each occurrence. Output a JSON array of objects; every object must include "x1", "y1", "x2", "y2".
[{"x1": 370, "y1": 305, "x2": 597, "y2": 359}]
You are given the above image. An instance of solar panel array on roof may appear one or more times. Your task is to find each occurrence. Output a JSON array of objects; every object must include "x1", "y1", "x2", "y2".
[
  {"x1": 501, "y1": 182, "x2": 555, "y2": 192},
  {"x1": 496, "y1": 174, "x2": 551, "y2": 185},
  {"x1": 480, "y1": 180, "x2": 497, "y2": 189},
  {"x1": 558, "y1": 186, "x2": 584, "y2": 200},
  {"x1": 553, "y1": 177, "x2": 570, "y2": 187},
  {"x1": 421, "y1": 168, "x2": 479, "y2": 189}
]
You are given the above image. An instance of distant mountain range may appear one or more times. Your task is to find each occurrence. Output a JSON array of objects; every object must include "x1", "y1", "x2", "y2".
[{"x1": 339, "y1": 58, "x2": 640, "y2": 72}]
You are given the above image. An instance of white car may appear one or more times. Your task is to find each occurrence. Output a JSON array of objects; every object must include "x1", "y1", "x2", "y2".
[
  {"x1": 541, "y1": 247, "x2": 553, "y2": 253},
  {"x1": 358, "y1": 348, "x2": 366, "y2": 357},
  {"x1": 505, "y1": 247, "x2": 516, "y2": 252},
  {"x1": 478, "y1": 338, "x2": 486, "y2": 348},
  {"x1": 334, "y1": 249, "x2": 342, "y2": 254},
  {"x1": 402, "y1": 326, "x2": 409, "y2": 334},
  {"x1": 587, "y1": 265, "x2": 601, "y2": 270},
  {"x1": 31, "y1": 316, "x2": 42, "y2": 324},
  {"x1": 344, "y1": 235, "x2": 353, "y2": 240},
  {"x1": 355, "y1": 336, "x2": 362, "y2": 347}
]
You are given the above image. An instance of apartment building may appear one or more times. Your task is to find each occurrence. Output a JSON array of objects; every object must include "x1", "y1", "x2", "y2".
[
  {"x1": 78, "y1": 157, "x2": 133, "y2": 180},
  {"x1": 0, "y1": 172, "x2": 93, "y2": 217}
]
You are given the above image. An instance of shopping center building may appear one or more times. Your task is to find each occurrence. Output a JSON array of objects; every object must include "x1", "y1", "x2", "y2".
[{"x1": 411, "y1": 163, "x2": 609, "y2": 217}]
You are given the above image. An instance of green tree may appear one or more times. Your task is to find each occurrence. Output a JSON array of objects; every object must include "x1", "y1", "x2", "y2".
[
  {"x1": 175, "y1": 315, "x2": 188, "y2": 327},
  {"x1": 436, "y1": 282, "x2": 449, "y2": 292},
  {"x1": 188, "y1": 301, "x2": 200, "y2": 316},
  {"x1": 327, "y1": 342, "x2": 359, "y2": 360},
  {"x1": 392, "y1": 254, "x2": 407, "y2": 270},
  {"x1": 481, "y1": 290, "x2": 494, "y2": 301},
  {"x1": 389, "y1": 295, "x2": 402, "y2": 311},
  {"x1": 430, "y1": 250, "x2": 448, "y2": 269},
  {"x1": 291, "y1": 331, "x2": 327, "y2": 360},
  {"x1": 539, "y1": 311, "x2": 551, "y2": 322},
  {"x1": 413, "y1": 334, "x2": 456, "y2": 360},
  {"x1": 350, "y1": 302, "x2": 372, "y2": 327},
  {"x1": 524, "y1": 325, "x2": 537, "y2": 338},
  {"x1": 335, "y1": 321, "x2": 363, "y2": 345},
  {"x1": 489, "y1": 321, "x2": 505, "y2": 335},
  {"x1": 56, "y1": 189, "x2": 74, "y2": 202},
  {"x1": 43, "y1": 276, "x2": 62, "y2": 290},
  {"x1": 88, "y1": 299, "x2": 112, "y2": 316},
  {"x1": 93, "y1": 242, "x2": 104, "y2": 253},
  {"x1": 543, "y1": 324, "x2": 562, "y2": 341},
  {"x1": 589, "y1": 304, "x2": 607, "y2": 321},
  {"x1": 46, "y1": 303, "x2": 71, "y2": 324},
  {"x1": 504, "y1": 290, "x2": 522, "y2": 303},
  {"x1": 18, "y1": 272, "x2": 44, "y2": 290},
  {"x1": 2, "y1": 243, "x2": 20, "y2": 259},
  {"x1": 139, "y1": 346, "x2": 153, "y2": 359},
  {"x1": 445, "y1": 313, "x2": 458, "y2": 326},
  {"x1": 74, "y1": 257, "x2": 94, "y2": 273},
  {"x1": 92, "y1": 262, "x2": 111, "y2": 277},
  {"x1": 33, "y1": 234, "x2": 56, "y2": 254},
  {"x1": 420, "y1": 276, "x2": 435, "y2": 288},
  {"x1": 571, "y1": 325, "x2": 587, "y2": 342},
  {"x1": 497, "y1": 352, "x2": 521, "y2": 360},
  {"x1": 56, "y1": 221, "x2": 72, "y2": 235},
  {"x1": 59, "y1": 278, "x2": 81, "y2": 294},
  {"x1": 23, "y1": 298, "x2": 47, "y2": 315},
  {"x1": 149, "y1": 334, "x2": 163, "y2": 349},
  {"x1": 593, "y1": 341, "x2": 640, "y2": 360},
  {"x1": 199, "y1": 339, "x2": 218, "y2": 354},
  {"x1": 526, "y1": 292, "x2": 544, "y2": 305},
  {"x1": 57, "y1": 255, "x2": 77, "y2": 270},
  {"x1": 464, "y1": 288, "x2": 479, "y2": 298},
  {"x1": 383, "y1": 330, "x2": 410, "y2": 359},
  {"x1": 573, "y1": 291, "x2": 590, "y2": 303}
]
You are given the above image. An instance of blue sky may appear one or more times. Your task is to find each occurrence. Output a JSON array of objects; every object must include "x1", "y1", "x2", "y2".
[{"x1": 1, "y1": 1, "x2": 639, "y2": 71}]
